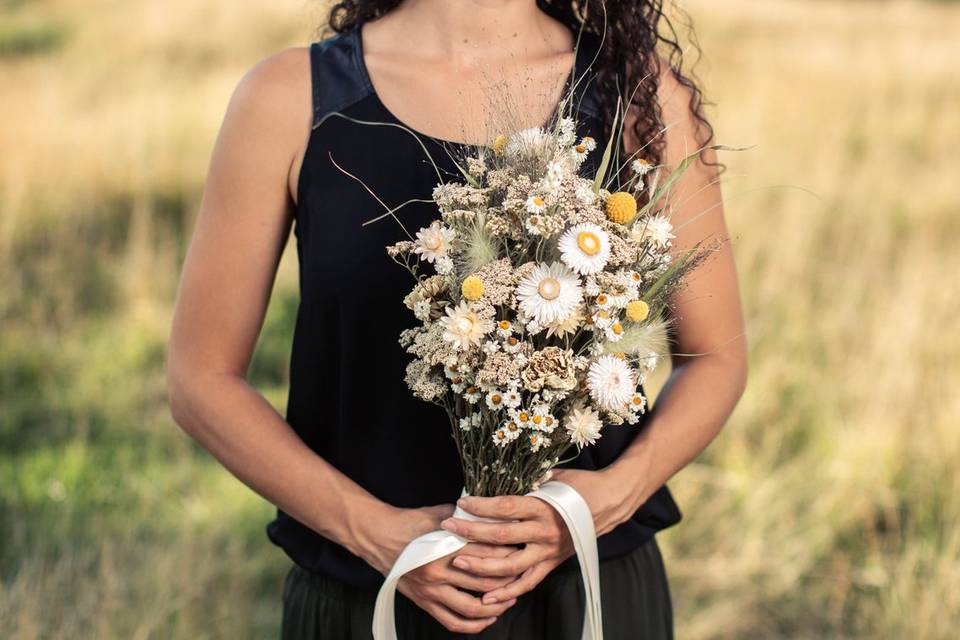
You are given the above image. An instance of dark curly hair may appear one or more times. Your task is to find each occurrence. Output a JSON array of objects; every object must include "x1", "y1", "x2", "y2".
[{"x1": 323, "y1": 0, "x2": 714, "y2": 174}]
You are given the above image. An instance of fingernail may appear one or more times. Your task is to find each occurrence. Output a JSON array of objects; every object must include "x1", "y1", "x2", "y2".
[
  {"x1": 452, "y1": 557, "x2": 468, "y2": 569},
  {"x1": 457, "y1": 497, "x2": 468, "y2": 507},
  {"x1": 483, "y1": 595, "x2": 497, "y2": 604},
  {"x1": 440, "y1": 519, "x2": 457, "y2": 533}
]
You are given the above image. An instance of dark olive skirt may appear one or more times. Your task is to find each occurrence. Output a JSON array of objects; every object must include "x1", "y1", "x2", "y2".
[{"x1": 281, "y1": 536, "x2": 673, "y2": 639}]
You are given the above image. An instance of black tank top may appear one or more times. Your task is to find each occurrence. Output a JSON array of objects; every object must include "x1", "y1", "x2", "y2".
[{"x1": 266, "y1": 27, "x2": 682, "y2": 590}]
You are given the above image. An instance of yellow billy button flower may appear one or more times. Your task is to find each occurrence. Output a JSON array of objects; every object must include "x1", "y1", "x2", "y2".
[
  {"x1": 492, "y1": 134, "x2": 508, "y2": 156},
  {"x1": 461, "y1": 275, "x2": 484, "y2": 301},
  {"x1": 606, "y1": 191, "x2": 638, "y2": 225},
  {"x1": 626, "y1": 299, "x2": 650, "y2": 323}
]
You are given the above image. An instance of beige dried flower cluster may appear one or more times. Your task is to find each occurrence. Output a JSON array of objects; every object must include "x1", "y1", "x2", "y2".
[{"x1": 380, "y1": 103, "x2": 709, "y2": 496}]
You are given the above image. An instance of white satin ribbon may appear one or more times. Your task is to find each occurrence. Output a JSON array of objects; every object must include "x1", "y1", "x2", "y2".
[{"x1": 372, "y1": 480, "x2": 603, "y2": 640}]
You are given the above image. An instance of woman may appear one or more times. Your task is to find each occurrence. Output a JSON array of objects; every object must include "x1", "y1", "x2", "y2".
[{"x1": 167, "y1": 0, "x2": 747, "y2": 637}]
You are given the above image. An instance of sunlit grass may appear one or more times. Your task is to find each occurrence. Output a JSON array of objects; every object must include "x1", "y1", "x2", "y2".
[{"x1": 1, "y1": 0, "x2": 958, "y2": 637}]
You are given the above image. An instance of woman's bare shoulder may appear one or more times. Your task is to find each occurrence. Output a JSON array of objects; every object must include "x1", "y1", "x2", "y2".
[{"x1": 220, "y1": 46, "x2": 313, "y2": 155}]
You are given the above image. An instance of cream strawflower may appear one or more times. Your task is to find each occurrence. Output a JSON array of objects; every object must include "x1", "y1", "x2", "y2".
[
  {"x1": 632, "y1": 216, "x2": 675, "y2": 248},
  {"x1": 516, "y1": 262, "x2": 583, "y2": 326},
  {"x1": 558, "y1": 223, "x2": 611, "y2": 275},
  {"x1": 565, "y1": 405, "x2": 604, "y2": 447},
  {"x1": 414, "y1": 223, "x2": 455, "y2": 263},
  {"x1": 587, "y1": 355, "x2": 636, "y2": 412},
  {"x1": 439, "y1": 301, "x2": 492, "y2": 350}
]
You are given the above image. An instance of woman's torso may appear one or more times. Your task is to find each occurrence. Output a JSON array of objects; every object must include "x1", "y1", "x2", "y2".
[{"x1": 267, "y1": 26, "x2": 682, "y2": 590}]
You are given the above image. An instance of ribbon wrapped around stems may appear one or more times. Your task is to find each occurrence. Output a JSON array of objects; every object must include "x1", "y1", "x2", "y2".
[{"x1": 372, "y1": 480, "x2": 603, "y2": 640}]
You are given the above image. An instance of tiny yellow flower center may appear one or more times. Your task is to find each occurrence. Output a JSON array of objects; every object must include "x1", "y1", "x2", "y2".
[
  {"x1": 632, "y1": 395, "x2": 644, "y2": 405},
  {"x1": 499, "y1": 320, "x2": 511, "y2": 330},
  {"x1": 507, "y1": 422, "x2": 519, "y2": 432},
  {"x1": 545, "y1": 416, "x2": 554, "y2": 427},
  {"x1": 597, "y1": 310, "x2": 610, "y2": 320},
  {"x1": 577, "y1": 231, "x2": 601, "y2": 256},
  {"x1": 596, "y1": 294, "x2": 608, "y2": 305},
  {"x1": 519, "y1": 412, "x2": 529, "y2": 422},
  {"x1": 612, "y1": 322, "x2": 623, "y2": 335},
  {"x1": 491, "y1": 394, "x2": 502, "y2": 405},
  {"x1": 532, "y1": 196, "x2": 545, "y2": 207},
  {"x1": 538, "y1": 277, "x2": 561, "y2": 300},
  {"x1": 496, "y1": 431, "x2": 506, "y2": 440},
  {"x1": 507, "y1": 336, "x2": 519, "y2": 346},
  {"x1": 575, "y1": 144, "x2": 586, "y2": 153},
  {"x1": 532, "y1": 415, "x2": 543, "y2": 425},
  {"x1": 529, "y1": 434, "x2": 539, "y2": 444}
]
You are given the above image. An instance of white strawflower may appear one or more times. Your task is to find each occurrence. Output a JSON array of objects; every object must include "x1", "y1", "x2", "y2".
[
  {"x1": 558, "y1": 223, "x2": 611, "y2": 275},
  {"x1": 632, "y1": 215, "x2": 675, "y2": 249},
  {"x1": 525, "y1": 195, "x2": 547, "y2": 214},
  {"x1": 565, "y1": 405, "x2": 604, "y2": 447},
  {"x1": 587, "y1": 355, "x2": 636, "y2": 412},
  {"x1": 631, "y1": 158, "x2": 654, "y2": 176},
  {"x1": 439, "y1": 302, "x2": 491, "y2": 350},
  {"x1": 516, "y1": 262, "x2": 583, "y2": 326},
  {"x1": 414, "y1": 223, "x2": 455, "y2": 263}
]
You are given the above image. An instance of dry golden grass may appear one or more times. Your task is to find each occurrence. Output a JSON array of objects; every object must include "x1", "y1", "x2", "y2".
[{"x1": 1, "y1": 0, "x2": 958, "y2": 637}]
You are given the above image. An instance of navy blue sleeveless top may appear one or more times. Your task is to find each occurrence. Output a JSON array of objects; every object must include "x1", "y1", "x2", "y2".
[{"x1": 266, "y1": 27, "x2": 682, "y2": 590}]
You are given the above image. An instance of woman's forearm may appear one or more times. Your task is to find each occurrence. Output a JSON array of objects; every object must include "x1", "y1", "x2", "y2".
[
  {"x1": 606, "y1": 350, "x2": 748, "y2": 516},
  {"x1": 167, "y1": 369, "x2": 422, "y2": 572}
]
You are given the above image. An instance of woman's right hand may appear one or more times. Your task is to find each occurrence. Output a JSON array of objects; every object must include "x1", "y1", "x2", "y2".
[{"x1": 373, "y1": 504, "x2": 521, "y2": 633}]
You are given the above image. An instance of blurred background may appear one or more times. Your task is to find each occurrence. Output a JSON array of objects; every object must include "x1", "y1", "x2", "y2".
[{"x1": 1, "y1": 0, "x2": 958, "y2": 637}]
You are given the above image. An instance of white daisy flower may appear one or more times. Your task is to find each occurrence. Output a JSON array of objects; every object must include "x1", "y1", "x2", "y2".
[
  {"x1": 580, "y1": 136, "x2": 598, "y2": 152},
  {"x1": 528, "y1": 433, "x2": 551, "y2": 452},
  {"x1": 486, "y1": 389, "x2": 507, "y2": 410},
  {"x1": 503, "y1": 388, "x2": 522, "y2": 409},
  {"x1": 587, "y1": 355, "x2": 636, "y2": 412},
  {"x1": 583, "y1": 276, "x2": 601, "y2": 296},
  {"x1": 628, "y1": 392, "x2": 647, "y2": 415},
  {"x1": 440, "y1": 301, "x2": 492, "y2": 350},
  {"x1": 604, "y1": 320, "x2": 625, "y2": 342},
  {"x1": 492, "y1": 429, "x2": 510, "y2": 447},
  {"x1": 458, "y1": 416, "x2": 474, "y2": 431},
  {"x1": 516, "y1": 262, "x2": 583, "y2": 326},
  {"x1": 565, "y1": 405, "x2": 604, "y2": 447},
  {"x1": 495, "y1": 319, "x2": 512, "y2": 338},
  {"x1": 631, "y1": 215, "x2": 675, "y2": 249},
  {"x1": 414, "y1": 223, "x2": 455, "y2": 263},
  {"x1": 464, "y1": 386, "x2": 482, "y2": 404},
  {"x1": 503, "y1": 335, "x2": 524, "y2": 353},
  {"x1": 631, "y1": 158, "x2": 654, "y2": 176},
  {"x1": 525, "y1": 195, "x2": 547, "y2": 214},
  {"x1": 558, "y1": 223, "x2": 611, "y2": 275},
  {"x1": 502, "y1": 419, "x2": 523, "y2": 441},
  {"x1": 591, "y1": 309, "x2": 614, "y2": 330},
  {"x1": 640, "y1": 351, "x2": 660, "y2": 372},
  {"x1": 530, "y1": 408, "x2": 557, "y2": 434}
]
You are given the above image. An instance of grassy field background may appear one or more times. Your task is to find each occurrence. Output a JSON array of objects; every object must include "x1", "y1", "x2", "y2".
[{"x1": 1, "y1": 0, "x2": 958, "y2": 637}]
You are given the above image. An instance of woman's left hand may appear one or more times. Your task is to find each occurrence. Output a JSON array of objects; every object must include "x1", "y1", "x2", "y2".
[{"x1": 440, "y1": 466, "x2": 648, "y2": 605}]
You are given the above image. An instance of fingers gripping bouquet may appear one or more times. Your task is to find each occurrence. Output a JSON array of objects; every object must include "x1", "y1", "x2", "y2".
[{"x1": 386, "y1": 110, "x2": 710, "y2": 498}]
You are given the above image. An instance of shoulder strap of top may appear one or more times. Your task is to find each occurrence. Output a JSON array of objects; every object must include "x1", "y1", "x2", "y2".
[{"x1": 308, "y1": 29, "x2": 374, "y2": 129}]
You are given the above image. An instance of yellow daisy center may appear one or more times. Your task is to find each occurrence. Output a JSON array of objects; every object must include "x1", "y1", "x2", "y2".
[
  {"x1": 612, "y1": 322, "x2": 623, "y2": 335},
  {"x1": 545, "y1": 416, "x2": 554, "y2": 427},
  {"x1": 491, "y1": 394, "x2": 502, "y2": 405},
  {"x1": 538, "y1": 277, "x2": 561, "y2": 301},
  {"x1": 507, "y1": 422, "x2": 519, "y2": 432},
  {"x1": 507, "y1": 336, "x2": 519, "y2": 346},
  {"x1": 577, "y1": 231, "x2": 602, "y2": 256},
  {"x1": 499, "y1": 320, "x2": 511, "y2": 330},
  {"x1": 596, "y1": 294, "x2": 608, "y2": 305},
  {"x1": 532, "y1": 415, "x2": 543, "y2": 425},
  {"x1": 533, "y1": 196, "x2": 545, "y2": 207},
  {"x1": 519, "y1": 412, "x2": 529, "y2": 422},
  {"x1": 575, "y1": 144, "x2": 586, "y2": 153},
  {"x1": 632, "y1": 395, "x2": 644, "y2": 405}
]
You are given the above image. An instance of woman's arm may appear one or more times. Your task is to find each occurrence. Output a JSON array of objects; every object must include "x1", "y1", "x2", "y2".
[
  {"x1": 167, "y1": 49, "x2": 520, "y2": 634},
  {"x1": 446, "y1": 68, "x2": 748, "y2": 604},
  {"x1": 167, "y1": 48, "x2": 416, "y2": 568}
]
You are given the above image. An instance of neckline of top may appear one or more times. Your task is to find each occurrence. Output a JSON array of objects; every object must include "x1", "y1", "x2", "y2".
[{"x1": 347, "y1": 26, "x2": 599, "y2": 148}]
